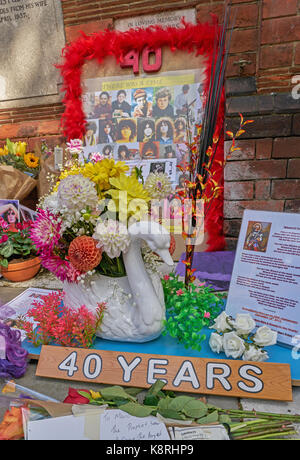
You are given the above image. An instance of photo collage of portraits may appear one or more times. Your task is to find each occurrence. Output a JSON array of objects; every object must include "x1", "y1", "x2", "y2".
[{"x1": 81, "y1": 75, "x2": 205, "y2": 188}]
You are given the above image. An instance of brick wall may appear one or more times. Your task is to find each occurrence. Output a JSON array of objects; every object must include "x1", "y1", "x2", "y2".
[{"x1": 0, "y1": 0, "x2": 299, "y2": 248}]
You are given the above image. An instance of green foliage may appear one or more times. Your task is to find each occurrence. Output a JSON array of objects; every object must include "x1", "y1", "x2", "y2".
[
  {"x1": 79, "y1": 380, "x2": 233, "y2": 425},
  {"x1": 0, "y1": 223, "x2": 36, "y2": 267},
  {"x1": 162, "y1": 274, "x2": 226, "y2": 352}
]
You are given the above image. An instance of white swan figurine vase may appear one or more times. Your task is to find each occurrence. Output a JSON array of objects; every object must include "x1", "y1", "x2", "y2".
[{"x1": 63, "y1": 221, "x2": 174, "y2": 342}]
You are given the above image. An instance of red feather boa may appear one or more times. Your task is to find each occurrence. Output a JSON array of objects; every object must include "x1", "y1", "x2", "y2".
[{"x1": 58, "y1": 21, "x2": 225, "y2": 251}]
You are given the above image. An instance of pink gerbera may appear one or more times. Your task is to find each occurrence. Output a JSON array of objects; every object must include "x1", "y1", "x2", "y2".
[{"x1": 30, "y1": 208, "x2": 62, "y2": 254}]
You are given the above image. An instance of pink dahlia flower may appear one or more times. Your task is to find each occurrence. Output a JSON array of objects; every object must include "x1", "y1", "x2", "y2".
[
  {"x1": 30, "y1": 208, "x2": 62, "y2": 255},
  {"x1": 40, "y1": 253, "x2": 81, "y2": 283}
]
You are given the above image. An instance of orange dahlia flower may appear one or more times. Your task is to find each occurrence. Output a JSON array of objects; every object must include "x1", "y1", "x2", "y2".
[{"x1": 68, "y1": 236, "x2": 102, "y2": 272}]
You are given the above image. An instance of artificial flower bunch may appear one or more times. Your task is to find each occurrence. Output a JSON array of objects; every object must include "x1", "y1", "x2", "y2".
[
  {"x1": 16, "y1": 291, "x2": 106, "y2": 348},
  {"x1": 0, "y1": 138, "x2": 40, "y2": 178},
  {"x1": 209, "y1": 311, "x2": 278, "y2": 362},
  {"x1": 31, "y1": 139, "x2": 173, "y2": 283}
]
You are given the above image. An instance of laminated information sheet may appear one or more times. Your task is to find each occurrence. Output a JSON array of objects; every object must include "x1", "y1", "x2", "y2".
[{"x1": 225, "y1": 210, "x2": 300, "y2": 347}]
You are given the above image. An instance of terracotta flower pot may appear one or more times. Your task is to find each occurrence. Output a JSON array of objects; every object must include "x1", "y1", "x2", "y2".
[{"x1": 0, "y1": 257, "x2": 41, "y2": 282}]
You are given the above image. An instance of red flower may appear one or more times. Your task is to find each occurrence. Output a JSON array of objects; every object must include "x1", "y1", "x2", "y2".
[
  {"x1": 63, "y1": 387, "x2": 90, "y2": 405},
  {"x1": 0, "y1": 234, "x2": 8, "y2": 244}
]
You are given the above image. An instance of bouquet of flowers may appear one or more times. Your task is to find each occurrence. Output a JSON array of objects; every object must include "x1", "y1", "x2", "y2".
[
  {"x1": 208, "y1": 311, "x2": 278, "y2": 362},
  {"x1": 30, "y1": 139, "x2": 174, "y2": 283},
  {"x1": 0, "y1": 139, "x2": 40, "y2": 201}
]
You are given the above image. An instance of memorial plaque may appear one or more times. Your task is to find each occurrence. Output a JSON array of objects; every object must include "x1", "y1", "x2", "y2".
[
  {"x1": 115, "y1": 8, "x2": 196, "y2": 32},
  {"x1": 0, "y1": 0, "x2": 65, "y2": 102}
]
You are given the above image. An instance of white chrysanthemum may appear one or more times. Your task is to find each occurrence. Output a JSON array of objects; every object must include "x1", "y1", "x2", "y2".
[
  {"x1": 39, "y1": 191, "x2": 60, "y2": 214},
  {"x1": 93, "y1": 219, "x2": 131, "y2": 259},
  {"x1": 144, "y1": 172, "x2": 172, "y2": 200},
  {"x1": 57, "y1": 174, "x2": 98, "y2": 212}
]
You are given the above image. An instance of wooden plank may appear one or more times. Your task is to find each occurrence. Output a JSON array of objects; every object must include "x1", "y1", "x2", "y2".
[{"x1": 36, "y1": 345, "x2": 293, "y2": 401}]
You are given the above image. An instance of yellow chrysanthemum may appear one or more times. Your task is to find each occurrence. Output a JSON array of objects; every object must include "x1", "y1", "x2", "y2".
[
  {"x1": 106, "y1": 173, "x2": 150, "y2": 221},
  {"x1": 82, "y1": 159, "x2": 129, "y2": 193},
  {"x1": 24, "y1": 152, "x2": 39, "y2": 168}
]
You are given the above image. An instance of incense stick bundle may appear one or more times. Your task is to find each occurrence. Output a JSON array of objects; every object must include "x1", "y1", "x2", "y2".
[{"x1": 184, "y1": 1, "x2": 235, "y2": 286}]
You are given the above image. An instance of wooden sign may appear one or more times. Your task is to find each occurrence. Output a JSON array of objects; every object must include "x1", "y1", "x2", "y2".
[{"x1": 36, "y1": 346, "x2": 292, "y2": 401}]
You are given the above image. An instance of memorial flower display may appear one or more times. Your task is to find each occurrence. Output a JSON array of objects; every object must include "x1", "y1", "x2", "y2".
[
  {"x1": 31, "y1": 139, "x2": 173, "y2": 283},
  {"x1": 208, "y1": 312, "x2": 278, "y2": 362}
]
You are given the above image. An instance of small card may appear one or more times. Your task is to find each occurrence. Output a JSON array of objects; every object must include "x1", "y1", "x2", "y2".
[{"x1": 169, "y1": 424, "x2": 230, "y2": 440}]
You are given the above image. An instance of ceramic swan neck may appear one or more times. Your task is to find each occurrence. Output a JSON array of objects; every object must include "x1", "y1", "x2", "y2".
[{"x1": 123, "y1": 221, "x2": 174, "y2": 330}]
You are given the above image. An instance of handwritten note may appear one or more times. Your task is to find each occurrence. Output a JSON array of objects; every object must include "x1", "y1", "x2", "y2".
[{"x1": 99, "y1": 409, "x2": 170, "y2": 440}]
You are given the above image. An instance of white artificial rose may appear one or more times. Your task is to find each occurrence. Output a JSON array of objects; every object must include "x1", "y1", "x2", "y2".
[
  {"x1": 223, "y1": 331, "x2": 245, "y2": 359},
  {"x1": 243, "y1": 345, "x2": 269, "y2": 362},
  {"x1": 209, "y1": 332, "x2": 224, "y2": 354},
  {"x1": 253, "y1": 326, "x2": 277, "y2": 347},
  {"x1": 232, "y1": 313, "x2": 256, "y2": 336},
  {"x1": 209, "y1": 311, "x2": 232, "y2": 333}
]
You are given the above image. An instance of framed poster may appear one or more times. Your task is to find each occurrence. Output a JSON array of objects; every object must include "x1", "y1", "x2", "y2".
[
  {"x1": 225, "y1": 210, "x2": 300, "y2": 347},
  {"x1": 58, "y1": 22, "x2": 226, "y2": 252}
]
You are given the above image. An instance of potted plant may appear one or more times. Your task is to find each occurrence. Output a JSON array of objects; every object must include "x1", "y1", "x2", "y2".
[{"x1": 0, "y1": 217, "x2": 40, "y2": 282}]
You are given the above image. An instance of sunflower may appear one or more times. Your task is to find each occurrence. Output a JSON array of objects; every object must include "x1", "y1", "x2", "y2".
[
  {"x1": 82, "y1": 159, "x2": 129, "y2": 194},
  {"x1": 24, "y1": 152, "x2": 39, "y2": 168}
]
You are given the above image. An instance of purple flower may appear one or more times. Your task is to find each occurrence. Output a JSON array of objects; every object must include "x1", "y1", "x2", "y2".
[{"x1": 0, "y1": 322, "x2": 28, "y2": 379}]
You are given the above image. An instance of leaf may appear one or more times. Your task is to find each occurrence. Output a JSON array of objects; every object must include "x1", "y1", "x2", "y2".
[
  {"x1": 196, "y1": 410, "x2": 219, "y2": 424},
  {"x1": 147, "y1": 379, "x2": 167, "y2": 396},
  {"x1": 124, "y1": 387, "x2": 144, "y2": 397},
  {"x1": 119, "y1": 402, "x2": 155, "y2": 418},
  {"x1": 168, "y1": 395, "x2": 195, "y2": 412},
  {"x1": 157, "y1": 397, "x2": 187, "y2": 421},
  {"x1": 144, "y1": 394, "x2": 159, "y2": 406},
  {"x1": 77, "y1": 390, "x2": 92, "y2": 401},
  {"x1": 182, "y1": 399, "x2": 208, "y2": 418},
  {"x1": 219, "y1": 414, "x2": 232, "y2": 424},
  {"x1": 225, "y1": 131, "x2": 234, "y2": 138},
  {"x1": 0, "y1": 259, "x2": 8, "y2": 268},
  {"x1": 100, "y1": 385, "x2": 136, "y2": 402},
  {"x1": 1, "y1": 243, "x2": 14, "y2": 259}
]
